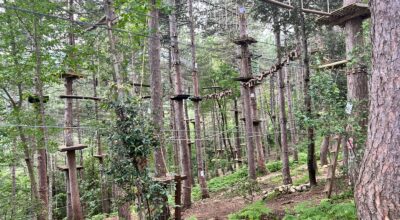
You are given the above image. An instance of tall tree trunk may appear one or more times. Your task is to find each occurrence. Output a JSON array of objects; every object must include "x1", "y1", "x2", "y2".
[
  {"x1": 10, "y1": 139, "x2": 17, "y2": 219},
  {"x1": 295, "y1": 0, "x2": 317, "y2": 186},
  {"x1": 285, "y1": 64, "x2": 298, "y2": 161},
  {"x1": 233, "y1": 99, "x2": 242, "y2": 164},
  {"x1": 320, "y1": 136, "x2": 330, "y2": 166},
  {"x1": 33, "y1": 10, "x2": 49, "y2": 219},
  {"x1": 249, "y1": 87, "x2": 267, "y2": 174},
  {"x1": 274, "y1": 22, "x2": 292, "y2": 184},
  {"x1": 169, "y1": 0, "x2": 192, "y2": 208},
  {"x1": 148, "y1": 0, "x2": 168, "y2": 177},
  {"x1": 343, "y1": 0, "x2": 369, "y2": 186},
  {"x1": 355, "y1": 1, "x2": 400, "y2": 218},
  {"x1": 168, "y1": 47, "x2": 180, "y2": 172},
  {"x1": 270, "y1": 75, "x2": 281, "y2": 160},
  {"x1": 64, "y1": 1, "x2": 84, "y2": 218},
  {"x1": 92, "y1": 71, "x2": 111, "y2": 214},
  {"x1": 237, "y1": 3, "x2": 257, "y2": 180},
  {"x1": 187, "y1": 0, "x2": 209, "y2": 198},
  {"x1": 184, "y1": 99, "x2": 196, "y2": 186}
]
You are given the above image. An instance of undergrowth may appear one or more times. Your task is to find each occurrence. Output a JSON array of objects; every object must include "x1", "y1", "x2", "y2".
[
  {"x1": 284, "y1": 190, "x2": 356, "y2": 220},
  {"x1": 228, "y1": 200, "x2": 271, "y2": 220},
  {"x1": 192, "y1": 167, "x2": 248, "y2": 200}
]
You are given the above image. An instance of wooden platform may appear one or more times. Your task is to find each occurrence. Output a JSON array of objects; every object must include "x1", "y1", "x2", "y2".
[
  {"x1": 232, "y1": 36, "x2": 257, "y2": 45},
  {"x1": 317, "y1": 60, "x2": 348, "y2": 69},
  {"x1": 59, "y1": 144, "x2": 88, "y2": 152},
  {"x1": 59, "y1": 95, "x2": 101, "y2": 101},
  {"x1": 232, "y1": 76, "x2": 254, "y2": 82},
  {"x1": 133, "y1": 83, "x2": 150, "y2": 88},
  {"x1": 252, "y1": 119, "x2": 262, "y2": 125},
  {"x1": 153, "y1": 174, "x2": 187, "y2": 184},
  {"x1": 316, "y1": 3, "x2": 370, "y2": 26},
  {"x1": 28, "y1": 95, "x2": 49, "y2": 104},
  {"x1": 57, "y1": 165, "x2": 84, "y2": 171},
  {"x1": 170, "y1": 94, "x2": 190, "y2": 100},
  {"x1": 60, "y1": 72, "x2": 84, "y2": 79}
]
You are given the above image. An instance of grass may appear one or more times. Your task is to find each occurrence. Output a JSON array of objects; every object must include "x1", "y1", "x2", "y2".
[{"x1": 228, "y1": 200, "x2": 271, "y2": 220}]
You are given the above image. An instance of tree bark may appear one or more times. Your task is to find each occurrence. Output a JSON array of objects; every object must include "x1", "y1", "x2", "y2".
[
  {"x1": 250, "y1": 87, "x2": 267, "y2": 174},
  {"x1": 295, "y1": 0, "x2": 317, "y2": 186},
  {"x1": 237, "y1": 4, "x2": 256, "y2": 180},
  {"x1": 270, "y1": 74, "x2": 281, "y2": 160},
  {"x1": 355, "y1": 1, "x2": 400, "y2": 219},
  {"x1": 64, "y1": 1, "x2": 84, "y2": 218},
  {"x1": 33, "y1": 10, "x2": 49, "y2": 219},
  {"x1": 148, "y1": 0, "x2": 168, "y2": 177},
  {"x1": 320, "y1": 136, "x2": 330, "y2": 166},
  {"x1": 169, "y1": 0, "x2": 192, "y2": 208},
  {"x1": 285, "y1": 64, "x2": 298, "y2": 161},
  {"x1": 233, "y1": 99, "x2": 242, "y2": 164},
  {"x1": 343, "y1": 0, "x2": 369, "y2": 186},
  {"x1": 187, "y1": 0, "x2": 210, "y2": 198},
  {"x1": 274, "y1": 23, "x2": 292, "y2": 184}
]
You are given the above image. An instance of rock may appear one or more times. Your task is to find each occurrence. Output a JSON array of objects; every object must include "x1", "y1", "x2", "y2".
[
  {"x1": 289, "y1": 187, "x2": 296, "y2": 193},
  {"x1": 295, "y1": 186, "x2": 303, "y2": 192}
]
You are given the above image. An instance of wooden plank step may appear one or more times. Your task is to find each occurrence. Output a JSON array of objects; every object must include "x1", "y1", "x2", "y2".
[
  {"x1": 57, "y1": 165, "x2": 84, "y2": 171},
  {"x1": 317, "y1": 60, "x2": 348, "y2": 69},
  {"x1": 59, "y1": 144, "x2": 87, "y2": 152},
  {"x1": 316, "y1": 3, "x2": 370, "y2": 26},
  {"x1": 141, "y1": 96, "x2": 151, "y2": 99},
  {"x1": 232, "y1": 36, "x2": 257, "y2": 45},
  {"x1": 232, "y1": 76, "x2": 254, "y2": 82},
  {"x1": 60, "y1": 72, "x2": 84, "y2": 79},
  {"x1": 59, "y1": 95, "x2": 101, "y2": 101},
  {"x1": 170, "y1": 94, "x2": 190, "y2": 100},
  {"x1": 93, "y1": 154, "x2": 107, "y2": 158},
  {"x1": 133, "y1": 83, "x2": 150, "y2": 88}
]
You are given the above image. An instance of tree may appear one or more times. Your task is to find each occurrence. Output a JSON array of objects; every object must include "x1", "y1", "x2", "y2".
[
  {"x1": 355, "y1": 0, "x2": 400, "y2": 218},
  {"x1": 148, "y1": 0, "x2": 168, "y2": 177}
]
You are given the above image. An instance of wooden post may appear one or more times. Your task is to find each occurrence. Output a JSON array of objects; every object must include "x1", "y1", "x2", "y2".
[{"x1": 325, "y1": 135, "x2": 341, "y2": 198}]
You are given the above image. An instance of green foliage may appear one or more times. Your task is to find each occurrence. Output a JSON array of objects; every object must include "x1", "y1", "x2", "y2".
[
  {"x1": 284, "y1": 199, "x2": 356, "y2": 220},
  {"x1": 266, "y1": 152, "x2": 307, "y2": 173},
  {"x1": 228, "y1": 201, "x2": 271, "y2": 220},
  {"x1": 192, "y1": 167, "x2": 248, "y2": 200},
  {"x1": 106, "y1": 99, "x2": 167, "y2": 218},
  {"x1": 187, "y1": 216, "x2": 198, "y2": 220}
]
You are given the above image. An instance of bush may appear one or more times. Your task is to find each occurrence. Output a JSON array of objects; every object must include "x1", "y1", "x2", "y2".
[
  {"x1": 228, "y1": 201, "x2": 271, "y2": 220},
  {"x1": 284, "y1": 199, "x2": 356, "y2": 220},
  {"x1": 266, "y1": 161, "x2": 282, "y2": 172}
]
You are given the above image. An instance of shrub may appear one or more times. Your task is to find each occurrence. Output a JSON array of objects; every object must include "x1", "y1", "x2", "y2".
[
  {"x1": 283, "y1": 199, "x2": 356, "y2": 220},
  {"x1": 229, "y1": 201, "x2": 271, "y2": 220}
]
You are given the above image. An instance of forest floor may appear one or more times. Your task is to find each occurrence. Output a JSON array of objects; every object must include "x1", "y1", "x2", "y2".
[{"x1": 183, "y1": 162, "x2": 346, "y2": 220}]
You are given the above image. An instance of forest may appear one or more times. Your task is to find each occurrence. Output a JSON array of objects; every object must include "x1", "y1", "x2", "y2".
[{"x1": 0, "y1": 0, "x2": 398, "y2": 219}]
